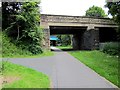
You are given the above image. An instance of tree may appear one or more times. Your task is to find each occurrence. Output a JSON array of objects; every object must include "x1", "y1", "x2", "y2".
[
  {"x1": 2, "y1": 2, "x2": 22, "y2": 29},
  {"x1": 2, "y1": 2, "x2": 43, "y2": 54},
  {"x1": 85, "y1": 5, "x2": 107, "y2": 18},
  {"x1": 0, "y1": 6, "x2": 1, "y2": 30},
  {"x1": 105, "y1": 1, "x2": 120, "y2": 40},
  {"x1": 105, "y1": 2, "x2": 120, "y2": 23}
]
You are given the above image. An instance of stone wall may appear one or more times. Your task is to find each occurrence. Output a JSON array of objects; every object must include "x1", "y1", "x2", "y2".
[
  {"x1": 72, "y1": 29, "x2": 99, "y2": 50},
  {"x1": 81, "y1": 29, "x2": 99, "y2": 50},
  {"x1": 41, "y1": 14, "x2": 117, "y2": 26}
]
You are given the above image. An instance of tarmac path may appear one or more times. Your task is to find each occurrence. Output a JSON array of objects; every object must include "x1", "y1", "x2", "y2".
[{"x1": 4, "y1": 47, "x2": 118, "y2": 89}]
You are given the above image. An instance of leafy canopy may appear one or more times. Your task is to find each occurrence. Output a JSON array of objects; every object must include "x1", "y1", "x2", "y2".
[
  {"x1": 105, "y1": 2, "x2": 120, "y2": 25},
  {"x1": 2, "y1": 2, "x2": 43, "y2": 54},
  {"x1": 85, "y1": 5, "x2": 107, "y2": 18},
  {"x1": 105, "y1": 1, "x2": 120, "y2": 40}
]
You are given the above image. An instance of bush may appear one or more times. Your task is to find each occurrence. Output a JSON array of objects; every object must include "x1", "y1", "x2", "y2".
[
  {"x1": 101, "y1": 42, "x2": 120, "y2": 56},
  {"x1": 28, "y1": 44, "x2": 43, "y2": 54},
  {"x1": 2, "y1": 32, "x2": 33, "y2": 57}
]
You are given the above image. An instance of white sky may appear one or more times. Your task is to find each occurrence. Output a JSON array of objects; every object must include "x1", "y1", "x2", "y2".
[
  {"x1": 0, "y1": 1, "x2": 111, "y2": 17},
  {"x1": 41, "y1": 0, "x2": 110, "y2": 17}
]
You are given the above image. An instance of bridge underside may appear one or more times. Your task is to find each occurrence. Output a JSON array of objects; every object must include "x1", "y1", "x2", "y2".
[
  {"x1": 49, "y1": 26, "x2": 117, "y2": 50},
  {"x1": 50, "y1": 26, "x2": 86, "y2": 34},
  {"x1": 99, "y1": 27, "x2": 117, "y2": 42}
]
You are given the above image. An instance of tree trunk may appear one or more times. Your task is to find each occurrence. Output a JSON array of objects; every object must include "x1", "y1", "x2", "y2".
[{"x1": 17, "y1": 25, "x2": 20, "y2": 41}]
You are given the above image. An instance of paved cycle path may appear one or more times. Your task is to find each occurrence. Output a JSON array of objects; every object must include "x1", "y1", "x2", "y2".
[{"x1": 4, "y1": 47, "x2": 117, "y2": 88}]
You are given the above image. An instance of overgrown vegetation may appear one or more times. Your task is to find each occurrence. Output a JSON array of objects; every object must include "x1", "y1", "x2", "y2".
[
  {"x1": 2, "y1": 31, "x2": 53, "y2": 58},
  {"x1": 2, "y1": 31, "x2": 32, "y2": 57},
  {"x1": 2, "y1": 61, "x2": 50, "y2": 88},
  {"x1": 2, "y1": 2, "x2": 43, "y2": 55},
  {"x1": 69, "y1": 50, "x2": 119, "y2": 87},
  {"x1": 100, "y1": 42, "x2": 120, "y2": 56},
  {"x1": 105, "y1": 1, "x2": 120, "y2": 40}
]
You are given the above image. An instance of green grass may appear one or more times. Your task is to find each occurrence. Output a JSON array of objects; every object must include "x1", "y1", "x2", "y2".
[
  {"x1": 1, "y1": 32, "x2": 53, "y2": 58},
  {"x1": 2, "y1": 61, "x2": 50, "y2": 88},
  {"x1": 69, "y1": 50, "x2": 119, "y2": 87},
  {"x1": 56, "y1": 45, "x2": 72, "y2": 49},
  {"x1": 4, "y1": 50, "x2": 54, "y2": 58}
]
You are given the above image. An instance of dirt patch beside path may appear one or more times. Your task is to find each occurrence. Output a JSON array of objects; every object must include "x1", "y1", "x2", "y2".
[{"x1": 3, "y1": 76, "x2": 20, "y2": 85}]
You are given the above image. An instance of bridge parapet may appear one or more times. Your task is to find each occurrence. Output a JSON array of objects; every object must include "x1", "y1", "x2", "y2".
[{"x1": 41, "y1": 14, "x2": 116, "y2": 26}]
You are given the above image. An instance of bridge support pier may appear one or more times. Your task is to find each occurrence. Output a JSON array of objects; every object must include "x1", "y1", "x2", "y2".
[
  {"x1": 72, "y1": 29, "x2": 99, "y2": 50},
  {"x1": 82, "y1": 29, "x2": 99, "y2": 50},
  {"x1": 72, "y1": 34, "x2": 81, "y2": 50},
  {"x1": 42, "y1": 29, "x2": 50, "y2": 50}
]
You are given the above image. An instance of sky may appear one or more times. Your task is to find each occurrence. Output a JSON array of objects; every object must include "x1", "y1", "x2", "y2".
[
  {"x1": 0, "y1": 0, "x2": 111, "y2": 17},
  {"x1": 40, "y1": 0, "x2": 111, "y2": 17}
]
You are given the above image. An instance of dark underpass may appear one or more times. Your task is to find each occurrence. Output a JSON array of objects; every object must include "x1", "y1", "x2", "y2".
[
  {"x1": 99, "y1": 27, "x2": 117, "y2": 42},
  {"x1": 50, "y1": 26, "x2": 117, "y2": 50}
]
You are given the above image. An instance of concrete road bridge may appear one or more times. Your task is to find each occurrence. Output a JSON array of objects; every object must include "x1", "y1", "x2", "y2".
[{"x1": 40, "y1": 14, "x2": 118, "y2": 50}]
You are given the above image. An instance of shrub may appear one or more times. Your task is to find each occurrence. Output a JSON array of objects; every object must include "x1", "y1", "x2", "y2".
[
  {"x1": 101, "y1": 42, "x2": 120, "y2": 56},
  {"x1": 2, "y1": 32, "x2": 33, "y2": 57},
  {"x1": 28, "y1": 44, "x2": 43, "y2": 54}
]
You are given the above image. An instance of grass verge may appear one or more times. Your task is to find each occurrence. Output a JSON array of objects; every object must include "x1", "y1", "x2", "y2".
[
  {"x1": 0, "y1": 61, "x2": 2, "y2": 89},
  {"x1": 2, "y1": 61, "x2": 50, "y2": 88},
  {"x1": 4, "y1": 50, "x2": 54, "y2": 58},
  {"x1": 69, "y1": 50, "x2": 119, "y2": 87},
  {"x1": 56, "y1": 45, "x2": 72, "y2": 50}
]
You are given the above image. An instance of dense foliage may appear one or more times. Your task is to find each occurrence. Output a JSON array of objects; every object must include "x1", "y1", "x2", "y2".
[
  {"x1": 2, "y1": 2, "x2": 43, "y2": 54},
  {"x1": 101, "y1": 42, "x2": 120, "y2": 56},
  {"x1": 104, "y1": 1, "x2": 120, "y2": 56},
  {"x1": 105, "y1": 1, "x2": 120, "y2": 40},
  {"x1": 2, "y1": 31, "x2": 33, "y2": 57},
  {"x1": 85, "y1": 5, "x2": 107, "y2": 17},
  {"x1": 2, "y1": 2, "x2": 22, "y2": 29},
  {"x1": 2, "y1": 31, "x2": 53, "y2": 58}
]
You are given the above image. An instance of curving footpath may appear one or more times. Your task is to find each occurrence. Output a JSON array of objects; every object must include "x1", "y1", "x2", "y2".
[{"x1": 3, "y1": 47, "x2": 118, "y2": 89}]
